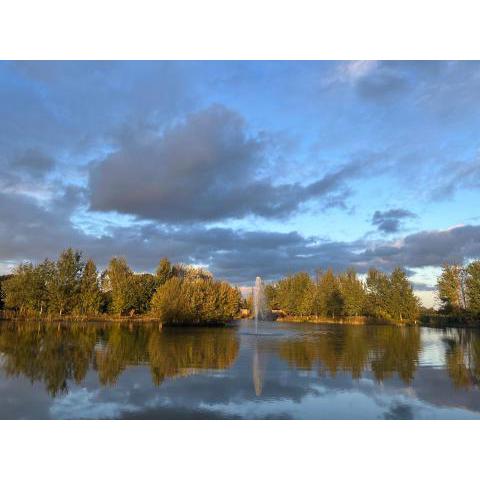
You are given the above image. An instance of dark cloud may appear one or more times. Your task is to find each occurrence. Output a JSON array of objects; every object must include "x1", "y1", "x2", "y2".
[
  {"x1": 371, "y1": 208, "x2": 416, "y2": 233},
  {"x1": 360, "y1": 224, "x2": 480, "y2": 270},
  {"x1": 0, "y1": 61, "x2": 194, "y2": 160},
  {"x1": 89, "y1": 105, "x2": 375, "y2": 223},
  {"x1": 9, "y1": 149, "x2": 55, "y2": 178}
]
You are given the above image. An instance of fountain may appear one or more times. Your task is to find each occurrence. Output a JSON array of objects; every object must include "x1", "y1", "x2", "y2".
[{"x1": 253, "y1": 276, "x2": 268, "y2": 332}]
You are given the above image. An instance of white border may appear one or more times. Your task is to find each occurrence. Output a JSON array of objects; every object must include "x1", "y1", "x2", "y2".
[{"x1": 0, "y1": 0, "x2": 479, "y2": 59}]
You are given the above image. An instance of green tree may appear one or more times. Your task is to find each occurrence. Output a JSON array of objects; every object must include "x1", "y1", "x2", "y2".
[
  {"x1": 338, "y1": 269, "x2": 366, "y2": 316},
  {"x1": 106, "y1": 257, "x2": 135, "y2": 315},
  {"x1": 131, "y1": 273, "x2": 158, "y2": 314},
  {"x1": 155, "y1": 257, "x2": 175, "y2": 286},
  {"x1": 48, "y1": 249, "x2": 84, "y2": 316},
  {"x1": 275, "y1": 272, "x2": 313, "y2": 315},
  {"x1": 366, "y1": 268, "x2": 391, "y2": 320},
  {"x1": 387, "y1": 267, "x2": 420, "y2": 323},
  {"x1": 77, "y1": 259, "x2": 102, "y2": 316},
  {"x1": 150, "y1": 275, "x2": 240, "y2": 324},
  {"x1": 0, "y1": 274, "x2": 12, "y2": 310},
  {"x1": 3, "y1": 261, "x2": 53, "y2": 315},
  {"x1": 466, "y1": 261, "x2": 480, "y2": 317},
  {"x1": 437, "y1": 263, "x2": 465, "y2": 313},
  {"x1": 318, "y1": 269, "x2": 343, "y2": 318}
]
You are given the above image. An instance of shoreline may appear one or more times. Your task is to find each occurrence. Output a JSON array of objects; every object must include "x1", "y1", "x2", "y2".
[
  {"x1": 274, "y1": 314, "x2": 480, "y2": 328},
  {"x1": 1, "y1": 312, "x2": 479, "y2": 329}
]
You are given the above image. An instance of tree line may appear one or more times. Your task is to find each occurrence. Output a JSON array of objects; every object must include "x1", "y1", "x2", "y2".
[
  {"x1": 437, "y1": 261, "x2": 480, "y2": 318},
  {"x1": 0, "y1": 249, "x2": 241, "y2": 324},
  {"x1": 264, "y1": 267, "x2": 420, "y2": 324}
]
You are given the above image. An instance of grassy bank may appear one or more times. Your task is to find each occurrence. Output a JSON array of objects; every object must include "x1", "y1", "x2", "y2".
[
  {"x1": 0, "y1": 311, "x2": 161, "y2": 323},
  {"x1": 274, "y1": 313, "x2": 480, "y2": 328},
  {"x1": 0, "y1": 310, "x2": 238, "y2": 326},
  {"x1": 275, "y1": 315, "x2": 388, "y2": 325}
]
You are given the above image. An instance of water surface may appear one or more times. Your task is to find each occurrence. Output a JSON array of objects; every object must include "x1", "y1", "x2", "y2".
[{"x1": 1, "y1": 320, "x2": 479, "y2": 419}]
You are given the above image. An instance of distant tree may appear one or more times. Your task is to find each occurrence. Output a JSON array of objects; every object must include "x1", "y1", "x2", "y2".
[
  {"x1": 275, "y1": 272, "x2": 313, "y2": 315},
  {"x1": 365, "y1": 268, "x2": 391, "y2": 320},
  {"x1": 387, "y1": 267, "x2": 420, "y2": 323},
  {"x1": 299, "y1": 282, "x2": 322, "y2": 316},
  {"x1": 150, "y1": 275, "x2": 240, "y2": 324},
  {"x1": 155, "y1": 257, "x2": 175, "y2": 286},
  {"x1": 106, "y1": 257, "x2": 135, "y2": 315},
  {"x1": 48, "y1": 249, "x2": 84, "y2": 316},
  {"x1": 466, "y1": 261, "x2": 480, "y2": 317},
  {"x1": 3, "y1": 261, "x2": 53, "y2": 315},
  {"x1": 131, "y1": 273, "x2": 157, "y2": 314},
  {"x1": 0, "y1": 275, "x2": 13, "y2": 310},
  {"x1": 3, "y1": 264, "x2": 34, "y2": 314},
  {"x1": 77, "y1": 259, "x2": 102, "y2": 316},
  {"x1": 318, "y1": 268, "x2": 344, "y2": 318},
  {"x1": 264, "y1": 284, "x2": 278, "y2": 310},
  {"x1": 338, "y1": 269, "x2": 366, "y2": 317},
  {"x1": 437, "y1": 264, "x2": 465, "y2": 313}
]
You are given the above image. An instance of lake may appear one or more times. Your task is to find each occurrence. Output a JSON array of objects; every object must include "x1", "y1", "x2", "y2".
[{"x1": 0, "y1": 319, "x2": 479, "y2": 419}]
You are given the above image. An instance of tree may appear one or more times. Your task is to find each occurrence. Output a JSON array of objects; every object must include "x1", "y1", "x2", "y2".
[
  {"x1": 155, "y1": 257, "x2": 174, "y2": 286},
  {"x1": 48, "y1": 249, "x2": 84, "y2": 316},
  {"x1": 106, "y1": 257, "x2": 135, "y2": 315},
  {"x1": 0, "y1": 274, "x2": 12, "y2": 310},
  {"x1": 150, "y1": 275, "x2": 240, "y2": 324},
  {"x1": 131, "y1": 273, "x2": 157, "y2": 314},
  {"x1": 437, "y1": 263, "x2": 465, "y2": 313},
  {"x1": 338, "y1": 269, "x2": 366, "y2": 317},
  {"x1": 466, "y1": 261, "x2": 480, "y2": 317},
  {"x1": 366, "y1": 268, "x2": 391, "y2": 320},
  {"x1": 3, "y1": 261, "x2": 53, "y2": 315},
  {"x1": 77, "y1": 259, "x2": 102, "y2": 316},
  {"x1": 387, "y1": 267, "x2": 420, "y2": 323},
  {"x1": 275, "y1": 272, "x2": 313, "y2": 315},
  {"x1": 318, "y1": 269, "x2": 343, "y2": 318}
]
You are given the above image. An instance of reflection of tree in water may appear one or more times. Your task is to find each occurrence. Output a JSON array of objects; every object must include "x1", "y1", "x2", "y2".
[
  {"x1": 0, "y1": 322, "x2": 239, "y2": 395},
  {"x1": 443, "y1": 329, "x2": 480, "y2": 389},
  {"x1": 0, "y1": 321, "x2": 97, "y2": 396},
  {"x1": 278, "y1": 326, "x2": 421, "y2": 384},
  {"x1": 95, "y1": 325, "x2": 240, "y2": 386},
  {"x1": 147, "y1": 328, "x2": 239, "y2": 385},
  {"x1": 95, "y1": 324, "x2": 151, "y2": 385},
  {"x1": 370, "y1": 327, "x2": 420, "y2": 384}
]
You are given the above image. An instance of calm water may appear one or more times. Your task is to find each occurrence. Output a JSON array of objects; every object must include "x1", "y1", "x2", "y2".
[{"x1": 1, "y1": 319, "x2": 480, "y2": 419}]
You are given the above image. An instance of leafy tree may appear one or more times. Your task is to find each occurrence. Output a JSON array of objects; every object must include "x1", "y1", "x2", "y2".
[
  {"x1": 437, "y1": 263, "x2": 465, "y2": 313},
  {"x1": 77, "y1": 259, "x2": 102, "y2": 316},
  {"x1": 0, "y1": 274, "x2": 12, "y2": 310},
  {"x1": 106, "y1": 257, "x2": 135, "y2": 315},
  {"x1": 318, "y1": 268, "x2": 343, "y2": 318},
  {"x1": 386, "y1": 267, "x2": 420, "y2": 323},
  {"x1": 299, "y1": 282, "x2": 322, "y2": 316},
  {"x1": 275, "y1": 272, "x2": 313, "y2": 315},
  {"x1": 338, "y1": 269, "x2": 366, "y2": 316},
  {"x1": 48, "y1": 249, "x2": 84, "y2": 316},
  {"x1": 155, "y1": 257, "x2": 175, "y2": 286},
  {"x1": 365, "y1": 268, "x2": 390, "y2": 320},
  {"x1": 466, "y1": 261, "x2": 480, "y2": 317},
  {"x1": 3, "y1": 261, "x2": 53, "y2": 315},
  {"x1": 150, "y1": 276, "x2": 240, "y2": 324},
  {"x1": 131, "y1": 273, "x2": 157, "y2": 314}
]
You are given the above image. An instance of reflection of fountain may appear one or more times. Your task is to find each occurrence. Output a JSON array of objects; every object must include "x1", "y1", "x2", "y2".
[
  {"x1": 253, "y1": 346, "x2": 263, "y2": 396},
  {"x1": 252, "y1": 338, "x2": 265, "y2": 397},
  {"x1": 253, "y1": 276, "x2": 268, "y2": 333}
]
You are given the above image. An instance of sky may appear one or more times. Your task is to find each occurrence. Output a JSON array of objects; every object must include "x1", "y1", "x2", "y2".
[{"x1": 1, "y1": 60, "x2": 480, "y2": 307}]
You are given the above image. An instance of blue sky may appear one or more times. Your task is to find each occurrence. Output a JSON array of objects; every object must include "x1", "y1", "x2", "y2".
[{"x1": 1, "y1": 61, "x2": 480, "y2": 306}]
